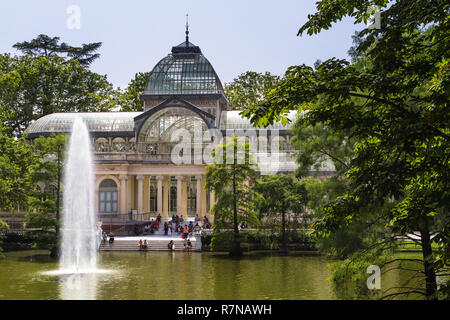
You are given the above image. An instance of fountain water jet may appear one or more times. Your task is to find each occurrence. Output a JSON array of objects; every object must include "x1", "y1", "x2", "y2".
[{"x1": 59, "y1": 117, "x2": 98, "y2": 273}]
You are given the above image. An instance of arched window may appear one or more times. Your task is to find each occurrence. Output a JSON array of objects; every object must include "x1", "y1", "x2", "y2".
[
  {"x1": 112, "y1": 137, "x2": 126, "y2": 152},
  {"x1": 99, "y1": 179, "x2": 118, "y2": 213},
  {"x1": 95, "y1": 138, "x2": 109, "y2": 152},
  {"x1": 47, "y1": 184, "x2": 58, "y2": 200},
  {"x1": 128, "y1": 137, "x2": 136, "y2": 152}
]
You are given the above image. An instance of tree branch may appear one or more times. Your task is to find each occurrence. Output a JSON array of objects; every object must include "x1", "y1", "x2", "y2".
[
  {"x1": 348, "y1": 92, "x2": 450, "y2": 142},
  {"x1": 380, "y1": 290, "x2": 426, "y2": 300},
  {"x1": 319, "y1": 149, "x2": 350, "y2": 170}
]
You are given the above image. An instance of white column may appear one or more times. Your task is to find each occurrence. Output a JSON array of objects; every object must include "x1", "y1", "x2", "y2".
[
  {"x1": 119, "y1": 174, "x2": 128, "y2": 214},
  {"x1": 176, "y1": 175, "x2": 183, "y2": 215},
  {"x1": 196, "y1": 175, "x2": 202, "y2": 216},
  {"x1": 156, "y1": 175, "x2": 163, "y2": 216},
  {"x1": 136, "y1": 175, "x2": 145, "y2": 217}
]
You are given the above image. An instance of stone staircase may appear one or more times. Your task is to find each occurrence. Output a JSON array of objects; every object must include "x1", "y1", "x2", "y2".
[
  {"x1": 99, "y1": 219, "x2": 201, "y2": 252},
  {"x1": 99, "y1": 237, "x2": 198, "y2": 252}
]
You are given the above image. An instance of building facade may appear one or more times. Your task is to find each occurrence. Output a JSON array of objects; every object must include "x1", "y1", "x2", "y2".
[{"x1": 23, "y1": 36, "x2": 325, "y2": 230}]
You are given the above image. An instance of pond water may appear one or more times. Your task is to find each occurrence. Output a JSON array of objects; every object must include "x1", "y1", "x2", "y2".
[{"x1": 0, "y1": 250, "x2": 336, "y2": 300}]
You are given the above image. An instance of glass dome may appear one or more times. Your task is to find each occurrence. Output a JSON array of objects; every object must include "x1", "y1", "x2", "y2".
[{"x1": 144, "y1": 41, "x2": 224, "y2": 96}]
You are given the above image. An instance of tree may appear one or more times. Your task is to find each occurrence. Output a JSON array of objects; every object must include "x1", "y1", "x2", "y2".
[
  {"x1": 25, "y1": 134, "x2": 66, "y2": 255},
  {"x1": 13, "y1": 34, "x2": 102, "y2": 67},
  {"x1": 0, "y1": 54, "x2": 116, "y2": 136},
  {"x1": 224, "y1": 71, "x2": 281, "y2": 110},
  {"x1": 118, "y1": 72, "x2": 150, "y2": 111},
  {"x1": 205, "y1": 136, "x2": 261, "y2": 256},
  {"x1": 242, "y1": 0, "x2": 449, "y2": 299},
  {"x1": 290, "y1": 111, "x2": 355, "y2": 177},
  {"x1": 0, "y1": 108, "x2": 38, "y2": 213},
  {"x1": 26, "y1": 135, "x2": 66, "y2": 232},
  {"x1": 254, "y1": 174, "x2": 307, "y2": 251},
  {"x1": 0, "y1": 108, "x2": 37, "y2": 258}
]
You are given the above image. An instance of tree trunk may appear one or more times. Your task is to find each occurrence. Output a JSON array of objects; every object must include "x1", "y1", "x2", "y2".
[
  {"x1": 281, "y1": 211, "x2": 287, "y2": 252},
  {"x1": 420, "y1": 227, "x2": 437, "y2": 299},
  {"x1": 230, "y1": 153, "x2": 242, "y2": 257}
]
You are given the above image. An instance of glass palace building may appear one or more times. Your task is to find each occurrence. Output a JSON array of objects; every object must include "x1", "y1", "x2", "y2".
[{"x1": 24, "y1": 36, "x2": 333, "y2": 229}]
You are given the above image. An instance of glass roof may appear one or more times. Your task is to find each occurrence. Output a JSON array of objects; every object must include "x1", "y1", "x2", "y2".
[
  {"x1": 23, "y1": 112, "x2": 142, "y2": 135},
  {"x1": 24, "y1": 110, "x2": 300, "y2": 136},
  {"x1": 144, "y1": 42, "x2": 224, "y2": 95},
  {"x1": 219, "y1": 110, "x2": 299, "y2": 130}
]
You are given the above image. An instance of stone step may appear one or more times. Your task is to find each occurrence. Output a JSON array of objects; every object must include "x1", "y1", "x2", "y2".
[
  {"x1": 98, "y1": 237, "x2": 198, "y2": 251},
  {"x1": 100, "y1": 248, "x2": 196, "y2": 252}
]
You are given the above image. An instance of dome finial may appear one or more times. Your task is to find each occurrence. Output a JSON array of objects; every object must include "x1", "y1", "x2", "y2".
[{"x1": 185, "y1": 14, "x2": 189, "y2": 44}]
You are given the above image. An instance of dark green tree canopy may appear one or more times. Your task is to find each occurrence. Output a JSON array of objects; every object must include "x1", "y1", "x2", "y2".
[
  {"x1": 118, "y1": 71, "x2": 149, "y2": 111},
  {"x1": 242, "y1": 0, "x2": 449, "y2": 298},
  {"x1": 13, "y1": 34, "x2": 102, "y2": 67},
  {"x1": 224, "y1": 71, "x2": 281, "y2": 110},
  {"x1": 0, "y1": 54, "x2": 116, "y2": 136}
]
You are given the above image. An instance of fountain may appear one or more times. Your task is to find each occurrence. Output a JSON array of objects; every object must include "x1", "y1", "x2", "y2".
[
  {"x1": 42, "y1": 117, "x2": 113, "y2": 300},
  {"x1": 59, "y1": 117, "x2": 99, "y2": 273}
]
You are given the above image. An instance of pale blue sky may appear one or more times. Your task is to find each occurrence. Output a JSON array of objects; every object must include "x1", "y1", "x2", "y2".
[{"x1": 0, "y1": 0, "x2": 363, "y2": 89}]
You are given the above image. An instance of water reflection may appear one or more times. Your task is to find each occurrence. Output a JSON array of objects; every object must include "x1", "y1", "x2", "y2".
[
  {"x1": 59, "y1": 273, "x2": 99, "y2": 300},
  {"x1": 1, "y1": 251, "x2": 338, "y2": 299}
]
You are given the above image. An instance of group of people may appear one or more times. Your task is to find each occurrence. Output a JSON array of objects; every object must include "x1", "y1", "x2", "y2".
[
  {"x1": 102, "y1": 231, "x2": 114, "y2": 244},
  {"x1": 197, "y1": 215, "x2": 212, "y2": 229},
  {"x1": 164, "y1": 220, "x2": 195, "y2": 238},
  {"x1": 135, "y1": 214, "x2": 162, "y2": 236},
  {"x1": 138, "y1": 239, "x2": 148, "y2": 250},
  {"x1": 167, "y1": 239, "x2": 193, "y2": 251},
  {"x1": 132, "y1": 214, "x2": 212, "y2": 238}
]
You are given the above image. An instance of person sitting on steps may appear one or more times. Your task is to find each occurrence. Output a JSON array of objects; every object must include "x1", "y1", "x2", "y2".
[
  {"x1": 168, "y1": 240, "x2": 175, "y2": 251},
  {"x1": 109, "y1": 232, "x2": 115, "y2": 244},
  {"x1": 186, "y1": 238, "x2": 192, "y2": 251}
]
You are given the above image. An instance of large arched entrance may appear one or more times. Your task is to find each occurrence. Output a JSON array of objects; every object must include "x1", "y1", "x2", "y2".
[{"x1": 135, "y1": 105, "x2": 212, "y2": 157}]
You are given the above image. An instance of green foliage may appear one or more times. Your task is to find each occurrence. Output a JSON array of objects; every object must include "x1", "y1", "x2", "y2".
[
  {"x1": 117, "y1": 72, "x2": 149, "y2": 111},
  {"x1": 300, "y1": 177, "x2": 347, "y2": 212},
  {"x1": 206, "y1": 229, "x2": 315, "y2": 251},
  {"x1": 255, "y1": 175, "x2": 307, "y2": 217},
  {"x1": 330, "y1": 246, "x2": 394, "y2": 300},
  {"x1": 0, "y1": 108, "x2": 38, "y2": 211},
  {"x1": 13, "y1": 34, "x2": 102, "y2": 67},
  {"x1": 0, "y1": 109, "x2": 36, "y2": 257},
  {"x1": 254, "y1": 174, "x2": 308, "y2": 249},
  {"x1": 210, "y1": 231, "x2": 241, "y2": 251},
  {"x1": 25, "y1": 134, "x2": 66, "y2": 245},
  {"x1": 0, "y1": 54, "x2": 116, "y2": 136},
  {"x1": 206, "y1": 137, "x2": 261, "y2": 229},
  {"x1": 243, "y1": 0, "x2": 449, "y2": 298},
  {"x1": 224, "y1": 71, "x2": 281, "y2": 110},
  {"x1": 206, "y1": 137, "x2": 261, "y2": 255},
  {"x1": 291, "y1": 116, "x2": 355, "y2": 176},
  {"x1": 25, "y1": 230, "x2": 57, "y2": 250}
]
